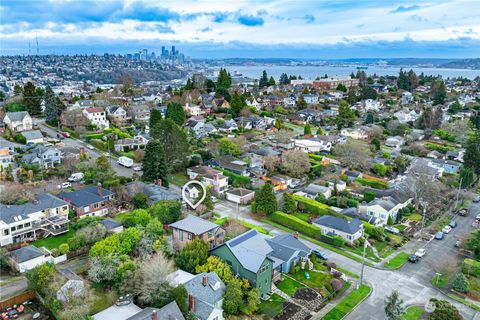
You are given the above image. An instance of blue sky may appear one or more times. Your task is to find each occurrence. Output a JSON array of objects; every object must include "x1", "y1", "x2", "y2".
[{"x1": 1, "y1": 0, "x2": 479, "y2": 58}]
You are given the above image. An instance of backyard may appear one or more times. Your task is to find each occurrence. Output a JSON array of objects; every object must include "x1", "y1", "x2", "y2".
[
  {"x1": 277, "y1": 275, "x2": 306, "y2": 296},
  {"x1": 32, "y1": 229, "x2": 75, "y2": 250},
  {"x1": 258, "y1": 293, "x2": 285, "y2": 318}
]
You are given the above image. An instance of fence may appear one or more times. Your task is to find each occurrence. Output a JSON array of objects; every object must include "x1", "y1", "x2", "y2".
[{"x1": 0, "y1": 291, "x2": 36, "y2": 309}]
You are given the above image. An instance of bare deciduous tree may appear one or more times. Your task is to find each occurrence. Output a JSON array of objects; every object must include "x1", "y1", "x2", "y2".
[
  {"x1": 282, "y1": 150, "x2": 311, "y2": 178},
  {"x1": 333, "y1": 141, "x2": 372, "y2": 170},
  {"x1": 133, "y1": 253, "x2": 174, "y2": 304},
  {"x1": 0, "y1": 182, "x2": 35, "y2": 204}
]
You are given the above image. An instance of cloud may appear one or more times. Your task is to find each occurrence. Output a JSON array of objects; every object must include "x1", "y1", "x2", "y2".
[
  {"x1": 199, "y1": 27, "x2": 212, "y2": 32},
  {"x1": 391, "y1": 5, "x2": 421, "y2": 13},
  {"x1": 237, "y1": 14, "x2": 264, "y2": 26}
]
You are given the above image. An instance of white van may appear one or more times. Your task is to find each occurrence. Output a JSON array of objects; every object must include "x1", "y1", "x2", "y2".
[
  {"x1": 118, "y1": 156, "x2": 133, "y2": 168},
  {"x1": 68, "y1": 172, "x2": 84, "y2": 182}
]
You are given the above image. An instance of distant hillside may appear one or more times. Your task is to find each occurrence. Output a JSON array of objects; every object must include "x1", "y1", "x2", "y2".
[
  {"x1": 439, "y1": 58, "x2": 480, "y2": 70},
  {"x1": 76, "y1": 68, "x2": 186, "y2": 84}
]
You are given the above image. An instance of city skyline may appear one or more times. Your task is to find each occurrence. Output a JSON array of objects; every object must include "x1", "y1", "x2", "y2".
[{"x1": 1, "y1": 0, "x2": 480, "y2": 58}]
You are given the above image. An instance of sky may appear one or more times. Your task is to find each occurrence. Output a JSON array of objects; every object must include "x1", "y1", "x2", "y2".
[{"x1": 1, "y1": 0, "x2": 480, "y2": 58}]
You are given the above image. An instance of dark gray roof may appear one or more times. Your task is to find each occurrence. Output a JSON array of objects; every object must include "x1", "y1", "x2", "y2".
[
  {"x1": 314, "y1": 215, "x2": 363, "y2": 235},
  {"x1": 58, "y1": 268, "x2": 83, "y2": 281},
  {"x1": 303, "y1": 183, "x2": 329, "y2": 196},
  {"x1": 126, "y1": 302, "x2": 185, "y2": 320},
  {"x1": 1, "y1": 194, "x2": 68, "y2": 224},
  {"x1": 169, "y1": 215, "x2": 219, "y2": 235},
  {"x1": 251, "y1": 147, "x2": 280, "y2": 157},
  {"x1": 269, "y1": 234, "x2": 311, "y2": 255},
  {"x1": 6, "y1": 111, "x2": 29, "y2": 122},
  {"x1": 99, "y1": 218, "x2": 122, "y2": 230},
  {"x1": 340, "y1": 207, "x2": 379, "y2": 225},
  {"x1": 9, "y1": 245, "x2": 44, "y2": 263},
  {"x1": 226, "y1": 188, "x2": 254, "y2": 197},
  {"x1": 184, "y1": 272, "x2": 225, "y2": 319},
  {"x1": 265, "y1": 240, "x2": 297, "y2": 262},
  {"x1": 22, "y1": 130, "x2": 43, "y2": 140},
  {"x1": 59, "y1": 186, "x2": 114, "y2": 207},
  {"x1": 126, "y1": 182, "x2": 181, "y2": 202}
]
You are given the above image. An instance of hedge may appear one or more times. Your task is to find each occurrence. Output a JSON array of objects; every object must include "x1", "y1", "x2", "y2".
[
  {"x1": 355, "y1": 178, "x2": 389, "y2": 190},
  {"x1": 319, "y1": 234, "x2": 345, "y2": 247},
  {"x1": 462, "y1": 259, "x2": 480, "y2": 277},
  {"x1": 292, "y1": 194, "x2": 335, "y2": 216},
  {"x1": 85, "y1": 133, "x2": 104, "y2": 142},
  {"x1": 271, "y1": 211, "x2": 321, "y2": 239},
  {"x1": 219, "y1": 169, "x2": 251, "y2": 187},
  {"x1": 308, "y1": 154, "x2": 323, "y2": 162}
]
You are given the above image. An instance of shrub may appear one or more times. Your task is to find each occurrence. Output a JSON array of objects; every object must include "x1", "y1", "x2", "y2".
[
  {"x1": 219, "y1": 169, "x2": 251, "y2": 187},
  {"x1": 14, "y1": 133, "x2": 26, "y2": 144},
  {"x1": 355, "y1": 178, "x2": 389, "y2": 190},
  {"x1": 132, "y1": 193, "x2": 149, "y2": 209},
  {"x1": 462, "y1": 259, "x2": 480, "y2": 277},
  {"x1": 330, "y1": 278, "x2": 344, "y2": 292},
  {"x1": 308, "y1": 154, "x2": 323, "y2": 162},
  {"x1": 363, "y1": 191, "x2": 376, "y2": 202},
  {"x1": 452, "y1": 273, "x2": 469, "y2": 293},
  {"x1": 270, "y1": 211, "x2": 321, "y2": 238},
  {"x1": 58, "y1": 243, "x2": 69, "y2": 255},
  {"x1": 292, "y1": 195, "x2": 334, "y2": 216},
  {"x1": 320, "y1": 234, "x2": 345, "y2": 247}
]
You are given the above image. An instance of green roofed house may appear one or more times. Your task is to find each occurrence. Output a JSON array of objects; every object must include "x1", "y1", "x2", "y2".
[{"x1": 210, "y1": 229, "x2": 274, "y2": 298}]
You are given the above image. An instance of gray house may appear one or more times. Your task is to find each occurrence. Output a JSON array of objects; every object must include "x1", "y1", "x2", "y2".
[
  {"x1": 22, "y1": 145, "x2": 62, "y2": 168},
  {"x1": 184, "y1": 272, "x2": 226, "y2": 320},
  {"x1": 313, "y1": 216, "x2": 364, "y2": 243}
]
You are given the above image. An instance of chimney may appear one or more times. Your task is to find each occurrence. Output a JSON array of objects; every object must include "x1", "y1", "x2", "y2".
[
  {"x1": 188, "y1": 294, "x2": 195, "y2": 312},
  {"x1": 151, "y1": 310, "x2": 157, "y2": 320},
  {"x1": 202, "y1": 275, "x2": 207, "y2": 287},
  {"x1": 293, "y1": 232, "x2": 299, "y2": 239},
  {"x1": 97, "y1": 182, "x2": 103, "y2": 196}
]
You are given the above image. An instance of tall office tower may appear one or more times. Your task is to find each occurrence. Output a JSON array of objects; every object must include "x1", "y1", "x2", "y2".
[{"x1": 171, "y1": 46, "x2": 176, "y2": 55}]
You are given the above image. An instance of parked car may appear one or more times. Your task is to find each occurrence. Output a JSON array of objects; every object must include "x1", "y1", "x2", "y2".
[
  {"x1": 442, "y1": 226, "x2": 452, "y2": 234},
  {"x1": 415, "y1": 248, "x2": 426, "y2": 258},
  {"x1": 312, "y1": 249, "x2": 328, "y2": 260},
  {"x1": 60, "y1": 131, "x2": 71, "y2": 138},
  {"x1": 87, "y1": 145, "x2": 95, "y2": 150},
  {"x1": 456, "y1": 208, "x2": 469, "y2": 216},
  {"x1": 133, "y1": 166, "x2": 142, "y2": 171},
  {"x1": 455, "y1": 239, "x2": 462, "y2": 248},
  {"x1": 435, "y1": 232, "x2": 444, "y2": 240},
  {"x1": 57, "y1": 182, "x2": 71, "y2": 189},
  {"x1": 449, "y1": 220, "x2": 457, "y2": 228},
  {"x1": 68, "y1": 172, "x2": 84, "y2": 182},
  {"x1": 211, "y1": 196, "x2": 218, "y2": 203},
  {"x1": 408, "y1": 254, "x2": 419, "y2": 263},
  {"x1": 385, "y1": 226, "x2": 400, "y2": 234},
  {"x1": 476, "y1": 213, "x2": 480, "y2": 221},
  {"x1": 473, "y1": 196, "x2": 480, "y2": 203},
  {"x1": 57, "y1": 133, "x2": 65, "y2": 140},
  {"x1": 104, "y1": 152, "x2": 110, "y2": 157},
  {"x1": 117, "y1": 156, "x2": 133, "y2": 168}
]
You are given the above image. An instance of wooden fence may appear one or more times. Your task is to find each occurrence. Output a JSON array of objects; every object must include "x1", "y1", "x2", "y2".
[{"x1": 0, "y1": 290, "x2": 36, "y2": 309}]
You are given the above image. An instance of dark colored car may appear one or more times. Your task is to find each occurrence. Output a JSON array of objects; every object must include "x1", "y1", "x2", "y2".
[
  {"x1": 408, "y1": 254, "x2": 419, "y2": 263},
  {"x1": 449, "y1": 220, "x2": 457, "y2": 228},
  {"x1": 435, "y1": 232, "x2": 444, "y2": 240},
  {"x1": 312, "y1": 249, "x2": 328, "y2": 260}
]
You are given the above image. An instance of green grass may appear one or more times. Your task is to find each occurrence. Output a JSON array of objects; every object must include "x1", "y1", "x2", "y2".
[
  {"x1": 261, "y1": 218, "x2": 375, "y2": 267},
  {"x1": 277, "y1": 275, "x2": 306, "y2": 296},
  {"x1": 168, "y1": 173, "x2": 188, "y2": 186},
  {"x1": 214, "y1": 217, "x2": 229, "y2": 226},
  {"x1": 290, "y1": 270, "x2": 332, "y2": 289},
  {"x1": 345, "y1": 245, "x2": 381, "y2": 263},
  {"x1": 89, "y1": 282, "x2": 117, "y2": 315},
  {"x1": 402, "y1": 306, "x2": 424, "y2": 320},
  {"x1": 384, "y1": 252, "x2": 410, "y2": 270},
  {"x1": 214, "y1": 217, "x2": 270, "y2": 235},
  {"x1": 436, "y1": 217, "x2": 451, "y2": 232},
  {"x1": 467, "y1": 274, "x2": 480, "y2": 294},
  {"x1": 373, "y1": 241, "x2": 395, "y2": 258},
  {"x1": 405, "y1": 213, "x2": 422, "y2": 222},
  {"x1": 431, "y1": 273, "x2": 451, "y2": 289},
  {"x1": 393, "y1": 224, "x2": 408, "y2": 232},
  {"x1": 258, "y1": 293, "x2": 285, "y2": 317},
  {"x1": 336, "y1": 266, "x2": 360, "y2": 279},
  {"x1": 32, "y1": 229, "x2": 75, "y2": 250},
  {"x1": 322, "y1": 285, "x2": 372, "y2": 320},
  {"x1": 447, "y1": 293, "x2": 480, "y2": 312}
]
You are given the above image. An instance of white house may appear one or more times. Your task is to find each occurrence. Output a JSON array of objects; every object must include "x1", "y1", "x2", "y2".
[
  {"x1": 341, "y1": 128, "x2": 369, "y2": 140},
  {"x1": 313, "y1": 216, "x2": 364, "y2": 244},
  {"x1": 22, "y1": 130, "x2": 44, "y2": 145},
  {"x1": 3, "y1": 111, "x2": 33, "y2": 132},
  {"x1": 82, "y1": 107, "x2": 109, "y2": 129},
  {"x1": 294, "y1": 138, "x2": 331, "y2": 153},
  {"x1": 296, "y1": 183, "x2": 332, "y2": 200},
  {"x1": 385, "y1": 136, "x2": 405, "y2": 148},
  {"x1": 225, "y1": 188, "x2": 255, "y2": 204},
  {"x1": 184, "y1": 103, "x2": 203, "y2": 116},
  {"x1": 363, "y1": 99, "x2": 383, "y2": 112},
  {"x1": 247, "y1": 98, "x2": 262, "y2": 111},
  {"x1": 105, "y1": 106, "x2": 130, "y2": 125},
  {"x1": 8, "y1": 245, "x2": 49, "y2": 273},
  {"x1": 359, "y1": 196, "x2": 411, "y2": 225},
  {"x1": 187, "y1": 166, "x2": 229, "y2": 194},
  {"x1": 327, "y1": 180, "x2": 346, "y2": 192}
]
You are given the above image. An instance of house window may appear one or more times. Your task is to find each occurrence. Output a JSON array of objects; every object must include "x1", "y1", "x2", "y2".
[
  {"x1": 179, "y1": 231, "x2": 183, "y2": 241},
  {"x1": 188, "y1": 233, "x2": 192, "y2": 240},
  {"x1": 226, "y1": 260, "x2": 232, "y2": 266}
]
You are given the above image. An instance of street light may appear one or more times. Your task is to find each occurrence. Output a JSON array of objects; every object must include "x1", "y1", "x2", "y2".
[{"x1": 359, "y1": 233, "x2": 368, "y2": 288}]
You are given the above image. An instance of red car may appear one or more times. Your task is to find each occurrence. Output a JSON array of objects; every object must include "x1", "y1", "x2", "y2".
[{"x1": 60, "y1": 131, "x2": 71, "y2": 138}]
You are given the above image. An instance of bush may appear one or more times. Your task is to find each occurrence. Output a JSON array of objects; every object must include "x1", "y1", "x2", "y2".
[
  {"x1": 270, "y1": 211, "x2": 321, "y2": 238},
  {"x1": 452, "y1": 273, "x2": 469, "y2": 293},
  {"x1": 132, "y1": 193, "x2": 149, "y2": 209},
  {"x1": 219, "y1": 169, "x2": 251, "y2": 187},
  {"x1": 71, "y1": 216, "x2": 98, "y2": 230},
  {"x1": 462, "y1": 259, "x2": 480, "y2": 277},
  {"x1": 14, "y1": 133, "x2": 26, "y2": 144},
  {"x1": 85, "y1": 133, "x2": 104, "y2": 142},
  {"x1": 149, "y1": 200, "x2": 182, "y2": 224},
  {"x1": 292, "y1": 195, "x2": 334, "y2": 216},
  {"x1": 320, "y1": 234, "x2": 345, "y2": 247},
  {"x1": 308, "y1": 154, "x2": 323, "y2": 162},
  {"x1": 330, "y1": 278, "x2": 344, "y2": 292},
  {"x1": 58, "y1": 243, "x2": 69, "y2": 255},
  {"x1": 355, "y1": 178, "x2": 389, "y2": 189}
]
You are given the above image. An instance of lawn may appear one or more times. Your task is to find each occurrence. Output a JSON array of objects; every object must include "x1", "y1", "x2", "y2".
[
  {"x1": 290, "y1": 270, "x2": 332, "y2": 290},
  {"x1": 89, "y1": 282, "x2": 118, "y2": 315},
  {"x1": 432, "y1": 273, "x2": 451, "y2": 289},
  {"x1": 322, "y1": 284, "x2": 372, "y2": 320},
  {"x1": 402, "y1": 306, "x2": 424, "y2": 320},
  {"x1": 346, "y1": 245, "x2": 381, "y2": 263},
  {"x1": 436, "y1": 217, "x2": 451, "y2": 231},
  {"x1": 404, "y1": 213, "x2": 422, "y2": 222},
  {"x1": 384, "y1": 252, "x2": 410, "y2": 270},
  {"x1": 32, "y1": 229, "x2": 75, "y2": 250},
  {"x1": 258, "y1": 293, "x2": 285, "y2": 318},
  {"x1": 373, "y1": 241, "x2": 395, "y2": 258},
  {"x1": 277, "y1": 275, "x2": 306, "y2": 296},
  {"x1": 168, "y1": 173, "x2": 188, "y2": 186},
  {"x1": 393, "y1": 224, "x2": 408, "y2": 232}
]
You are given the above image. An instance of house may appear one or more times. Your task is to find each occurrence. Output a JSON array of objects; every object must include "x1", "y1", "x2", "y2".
[
  {"x1": 209, "y1": 155, "x2": 249, "y2": 176},
  {"x1": 297, "y1": 183, "x2": 331, "y2": 200},
  {"x1": 0, "y1": 194, "x2": 69, "y2": 246},
  {"x1": 184, "y1": 272, "x2": 226, "y2": 320},
  {"x1": 56, "y1": 269, "x2": 85, "y2": 303},
  {"x1": 99, "y1": 218, "x2": 124, "y2": 233},
  {"x1": 340, "y1": 207, "x2": 381, "y2": 226},
  {"x1": 83, "y1": 107, "x2": 109, "y2": 129},
  {"x1": 124, "y1": 182, "x2": 182, "y2": 204},
  {"x1": 8, "y1": 245, "x2": 49, "y2": 273},
  {"x1": 246, "y1": 97, "x2": 261, "y2": 111},
  {"x1": 216, "y1": 119, "x2": 237, "y2": 133},
  {"x1": 212, "y1": 98, "x2": 230, "y2": 109},
  {"x1": 167, "y1": 269, "x2": 196, "y2": 287},
  {"x1": 363, "y1": 99, "x2": 382, "y2": 112},
  {"x1": 187, "y1": 166, "x2": 229, "y2": 194},
  {"x1": 184, "y1": 103, "x2": 203, "y2": 116},
  {"x1": 359, "y1": 195, "x2": 411, "y2": 225},
  {"x1": 59, "y1": 184, "x2": 115, "y2": 218},
  {"x1": 341, "y1": 128, "x2": 369, "y2": 140},
  {"x1": 128, "y1": 104, "x2": 151, "y2": 123},
  {"x1": 106, "y1": 106, "x2": 131, "y2": 125},
  {"x1": 225, "y1": 188, "x2": 255, "y2": 204},
  {"x1": 303, "y1": 94, "x2": 319, "y2": 104},
  {"x1": 93, "y1": 301, "x2": 185, "y2": 320},
  {"x1": 327, "y1": 179, "x2": 346, "y2": 192},
  {"x1": 114, "y1": 136, "x2": 148, "y2": 152},
  {"x1": 294, "y1": 138, "x2": 331, "y2": 153},
  {"x1": 432, "y1": 159, "x2": 462, "y2": 174},
  {"x1": 0, "y1": 139, "x2": 15, "y2": 170},
  {"x1": 3, "y1": 111, "x2": 33, "y2": 132},
  {"x1": 313, "y1": 216, "x2": 363, "y2": 243},
  {"x1": 385, "y1": 136, "x2": 405, "y2": 148},
  {"x1": 345, "y1": 170, "x2": 362, "y2": 181},
  {"x1": 169, "y1": 215, "x2": 225, "y2": 251},
  {"x1": 266, "y1": 233, "x2": 312, "y2": 274},
  {"x1": 22, "y1": 130, "x2": 44, "y2": 144},
  {"x1": 72, "y1": 99, "x2": 94, "y2": 109},
  {"x1": 210, "y1": 229, "x2": 274, "y2": 297},
  {"x1": 22, "y1": 145, "x2": 62, "y2": 168}
]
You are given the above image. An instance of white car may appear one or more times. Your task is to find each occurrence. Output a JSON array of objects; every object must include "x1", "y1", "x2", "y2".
[
  {"x1": 104, "y1": 152, "x2": 110, "y2": 157},
  {"x1": 87, "y1": 145, "x2": 95, "y2": 150},
  {"x1": 442, "y1": 225, "x2": 452, "y2": 234},
  {"x1": 133, "y1": 166, "x2": 142, "y2": 171},
  {"x1": 57, "y1": 182, "x2": 72, "y2": 189},
  {"x1": 415, "y1": 248, "x2": 426, "y2": 258}
]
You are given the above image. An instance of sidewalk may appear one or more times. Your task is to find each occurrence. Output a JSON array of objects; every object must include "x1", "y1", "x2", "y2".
[{"x1": 312, "y1": 280, "x2": 358, "y2": 319}]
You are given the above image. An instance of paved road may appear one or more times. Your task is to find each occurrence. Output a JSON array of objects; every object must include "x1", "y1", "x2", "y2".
[
  {"x1": 36, "y1": 120, "x2": 136, "y2": 177},
  {"x1": 215, "y1": 198, "x2": 480, "y2": 320}
]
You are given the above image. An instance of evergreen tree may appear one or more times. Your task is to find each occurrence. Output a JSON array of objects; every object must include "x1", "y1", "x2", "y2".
[
  {"x1": 459, "y1": 167, "x2": 475, "y2": 188},
  {"x1": 397, "y1": 69, "x2": 409, "y2": 90},
  {"x1": 464, "y1": 130, "x2": 480, "y2": 176},
  {"x1": 22, "y1": 81, "x2": 41, "y2": 115},
  {"x1": 407, "y1": 69, "x2": 419, "y2": 92},
  {"x1": 336, "y1": 83, "x2": 347, "y2": 92},
  {"x1": 452, "y1": 273, "x2": 469, "y2": 293},
  {"x1": 384, "y1": 290, "x2": 405, "y2": 320},
  {"x1": 347, "y1": 88, "x2": 358, "y2": 104},
  {"x1": 360, "y1": 85, "x2": 378, "y2": 100},
  {"x1": 297, "y1": 95, "x2": 307, "y2": 110},
  {"x1": 259, "y1": 70, "x2": 269, "y2": 88},
  {"x1": 142, "y1": 140, "x2": 169, "y2": 187},
  {"x1": 279, "y1": 73, "x2": 290, "y2": 85},
  {"x1": 55, "y1": 97, "x2": 66, "y2": 117},
  {"x1": 365, "y1": 112, "x2": 374, "y2": 124},
  {"x1": 274, "y1": 119, "x2": 282, "y2": 130},
  {"x1": 304, "y1": 123, "x2": 312, "y2": 135},
  {"x1": 282, "y1": 193, "x2": 296, "y2": 214},
  {"x1": 216, "y1": 68, "x2": 232, "y2": 89},
  {"x1": 13, "y1": 84, "x2": 23, "y2": 96},
  {"x1": 253, "y1": 182, "x2": 277, "y2": 215},
  {"x1": 166, "y1": 102, "x2": 186, "y2": 126},
  {"x1": 175, "y1": 239, "x2": 209, "y2": 274},
  {"x1": 183, "y1": 78, "x2": 193, "y2": 90},
  {"x1": 230, "y1": 91, "x2": 245, "y2": 115},
  {"x1": 44, "y1": 85, "x2": 58, "y2": 125},
  {"x1": 149, "y1": 109, "x2": 163, "y2": 129},
  {"x1": 336, "y1": 100, "x2": 356, "y2": 129},
  {"x1": 268, "y1": 76, "x2": 276, "y2": 86},
  {"x1": 316, "y1": 127, "x2": 323, "y2": 135},
  {"x1": 150, "y1": 119, "x2": 189, "y2": 168},
  {"x1": 432, "y1": 79, "x2": 447, "y2": 105}
]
